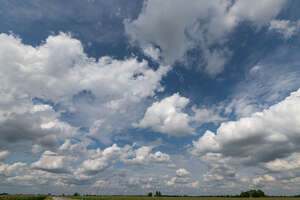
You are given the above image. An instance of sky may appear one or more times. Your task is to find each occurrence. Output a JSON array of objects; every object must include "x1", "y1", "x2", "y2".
[{"x1": 1, "y1": 0, "x2": 300, "y2": 196}]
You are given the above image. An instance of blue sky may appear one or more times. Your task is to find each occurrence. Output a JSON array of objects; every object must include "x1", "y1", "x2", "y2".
[{"x1": 1, "y1": 0, "x2": 300, "y2": 196}]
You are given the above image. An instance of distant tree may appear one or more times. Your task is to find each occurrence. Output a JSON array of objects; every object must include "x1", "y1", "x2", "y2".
[
  {"x1": 155, "y1": 191, "x2": 162, "y2": 197},
  {"x1": 240, "y1": 190, "x2": 266, "y2": 198},
  {"x1": 148, "y1": 192, "x2": 153, "y2": 197},
  {"x1": 256, "y1": 190, "x2": 265, "y2": 197},
  {"x1": 240, "y1": 191, "x2": 249, "y2": 197},
  {"x1": 73, "y1": 192, "x2": 80, "y2": 196}
]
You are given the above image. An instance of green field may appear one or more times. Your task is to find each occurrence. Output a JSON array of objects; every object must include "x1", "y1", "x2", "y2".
[
  {"x1": 2, "y1": 195, "x2": 300, "y2": 200},
  {"x1": 68, "y1": 196, "x2": 300, "y2": 200},
  {"x1": 0, "y1": 195, "x2": 48, "y2": 200}
]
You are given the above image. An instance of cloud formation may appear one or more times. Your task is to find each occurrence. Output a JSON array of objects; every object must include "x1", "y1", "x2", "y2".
[
  {"x1": 0, "y1": 32, "x2": 170, "y2": 145},
  {"x1": 136, "y1": 93, "x2": 225, "y2": 136},
  {"x1": 2, "y1": 0, "x2": 300, "y2": 195},
  {"x1": 31, "y1": 151, "x2": 74, "y2": 174},
  {"x1": 192, "y1": 88, "x2": 300, "y2": 164},
  {"x1": 125, "y1": 0, "x2": 286, "y2": 75},
  {"x1": 269, "y1": 19, "x2": 300, "y2": 39},
  {"x1": 136, "y1": 93, "x2": 194, "y2": 136}
]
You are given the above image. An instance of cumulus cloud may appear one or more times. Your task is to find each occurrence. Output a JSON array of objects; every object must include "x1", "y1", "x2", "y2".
[
  {"x1": 0, "y1": 137, "x2": 173, "y2": 190},
  {"x1": 192, "y1": 107, "x2": 226, "y2": 125},
  {"x1": 1, "y1": 161, "x2": 74, "y2": 188},
  {"x1": 125, "y1": 0, "x2": 286, "y2": 75},
  {"x1": 136, "y1": 93, "x2": 194, "y2": 136},
  {"x1": 166, "y1": 176, "x2": 199, "y2": 189},
  {"x1": 59, "y1": 139, "x2": 90, "y2": 157},
  {"x1": 136, "y1": 93, "x2": 225, "y2": 136},
  {"x1": 0, "y1": 1, "x2": 296, "y2": 194},
  {"x1": 80, "y1": 144, "x2": 121, "y2": 175},
  {"x1": 253, "y1": 174, "x2": 275, "y2": 185},
  {"x1": 0, "y1": 102, "x2": 77, "y2": 153},
  {"x1": 192, "y1": 88, "x2": 300, "y2": 166},
  {"x1": 123, "y1": 146, "x2": 171, "y2": 165},
  {"x1": 203, "y1": 162, "x2": 237, "y2": 184},
  {"x1": 228, "y1": 0, "x2": 286, "y2": 26},
  {"x1": 269, "y1": 19, "x2": 300, "y2": 39},
  {"x1": 0, "y1": 32, "x2": 170, "y2": 146},
  {"x1": 186, "y1": 88, "x2": 300, "y2": 192},
  {"x1": 31, "y1": 151, "x2": 74, "y2": 173},
  {"x1": 192, "y1": 131, "x2": 220, "y2": 155},
  {"x1": 0, "y1": 162, "x2": 27, "y2": 177},
  {"x1": 265, "y1": 153, "x2": 300, "y2": 172},
  {"x1": 176, "y1": 168, "x2": 190, "y2": 177},
  {"x1": 77, "y1": 143, "x2": 172, "y2": 176},
  {"x1": 0, "y1": 151, "x2": 9, "y2": 161}
]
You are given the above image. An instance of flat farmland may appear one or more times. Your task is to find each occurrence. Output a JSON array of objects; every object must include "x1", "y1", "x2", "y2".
[
  {"x1": 68, "y1": 196, "x2": 300, "y2": 200},
  {"x1": 2, "y1": 196, "x2": 300, "y2": 200},
  {"x1": 0, "y1": 195, "x2": 49, "y2": 200}
]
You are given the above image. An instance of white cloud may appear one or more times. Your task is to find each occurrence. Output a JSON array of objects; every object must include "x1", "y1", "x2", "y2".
[
  {"x1": 125, "y1": 0, "x2": 286, "y2": 75},
  {"x1": 0, "y1": 1, "x2": 295, "y2": 193},
  {"x1": 192, "y1": 107, "x2": 225, "y2": 125},
  {"x1": 166, "y1": 176, "x2": 199, "y2": 188},
  {"x1": 166, "y1": 177, "x2": 177, "y2": 186},
  {"x1": 59, "y1": 139, "x2": 90, "y2": 157},
  {"x1": 176, "y1": 168, "x2": 190, "y2": 177},
  {"x1": 0, "y1": 32, "x2": 170, "y2": 145},
  {"x1": 203, "y1": 163, "x2": 236, "y2": 183},
  {"x1": 143, "y1": 45, "x2": 161, "y2": 61},
  {"x1": 0, "y1": 162, "x2": 26, "y2": 177},
  {"x1": 0, "y1": 151, "x2": 9, "y2": 161},
  {"x1": 136, "y1": 93, "x2": 225, "y2": 136},
  {"x1": 136, "y1": 93, "x2": 194, "y2": 136},
  {"x1": 269, "y1": 19, "x2": 300, "y2": 39},
  {"x1": 225, "y1": 50, "x2": 300, "y2": 119},
  {"x1": 0, "y1": 101, "x2": 77, "y2": 153},
  {"x1": 2, "y1": 162, "x2": 67, "y2": 187},
  {"x1": 185, "y1": 181, "x2": 200, "y2": 188},
  {"x1": 253, "y1": 174, "x2": 275, "y2": 185},
  {"x1": 123, "y1": 146, "x2": 171, "y2": 165},
  {"x1": 31, "y1": 151, "x2": 74, "y2": 173},
  {"x1": 250, "y1": 65, "x2": 262, "y2": 74},
  {"x1": 81, "y1": 144, "x2": 121, "y2": 175},
  {"x1": 187, "y1": 87, "x2": 300, "y2": 191},
  {"x1": 265, "y1": 153, "x2": 300, "y2": 172},
  {"x1": 92, "y1": 180, "x2": 107, "y2": 188},
  {"x1": 228, "y1": 0, "x2": 286, "y2": 26},
  {"x1": 78, "y1": 143, "x2": 172, "y2": 176},
  {"x1": 202, "y1": 48, "x2": 231, "y2": 76},
  {"x1": 192, "y1": 88, "x2": 300, "y2": 165},
  {"x1": 192, "y1": 131, "x2": 220, "y2": 155}
]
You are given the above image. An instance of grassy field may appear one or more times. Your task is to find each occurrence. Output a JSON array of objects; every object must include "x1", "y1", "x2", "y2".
[
  {"x1": 2, "y1": 195, "x2": 300, "y2": 200},
  {"x1": 68, "y1": 196, "x2": 300, "y2": 200},
  {"x1": 0, "y1": 195, "x2": 48, "y2": 200}
]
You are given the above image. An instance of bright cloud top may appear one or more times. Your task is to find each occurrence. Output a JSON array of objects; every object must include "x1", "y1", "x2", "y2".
[{"x1": 136, "y1": 93, "x2": 194, "y2": 136}]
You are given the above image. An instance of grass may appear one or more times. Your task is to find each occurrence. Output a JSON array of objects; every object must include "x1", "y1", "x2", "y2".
[
  {"x1": 2, "y1": 195, "x2": 300, "y2": 200},
  {"x1": 0, "y1": 195, "x2": 49, "y2": 200},
  {"x1": 68, "y1": 196, "x2": 300, "y2": 200}
]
